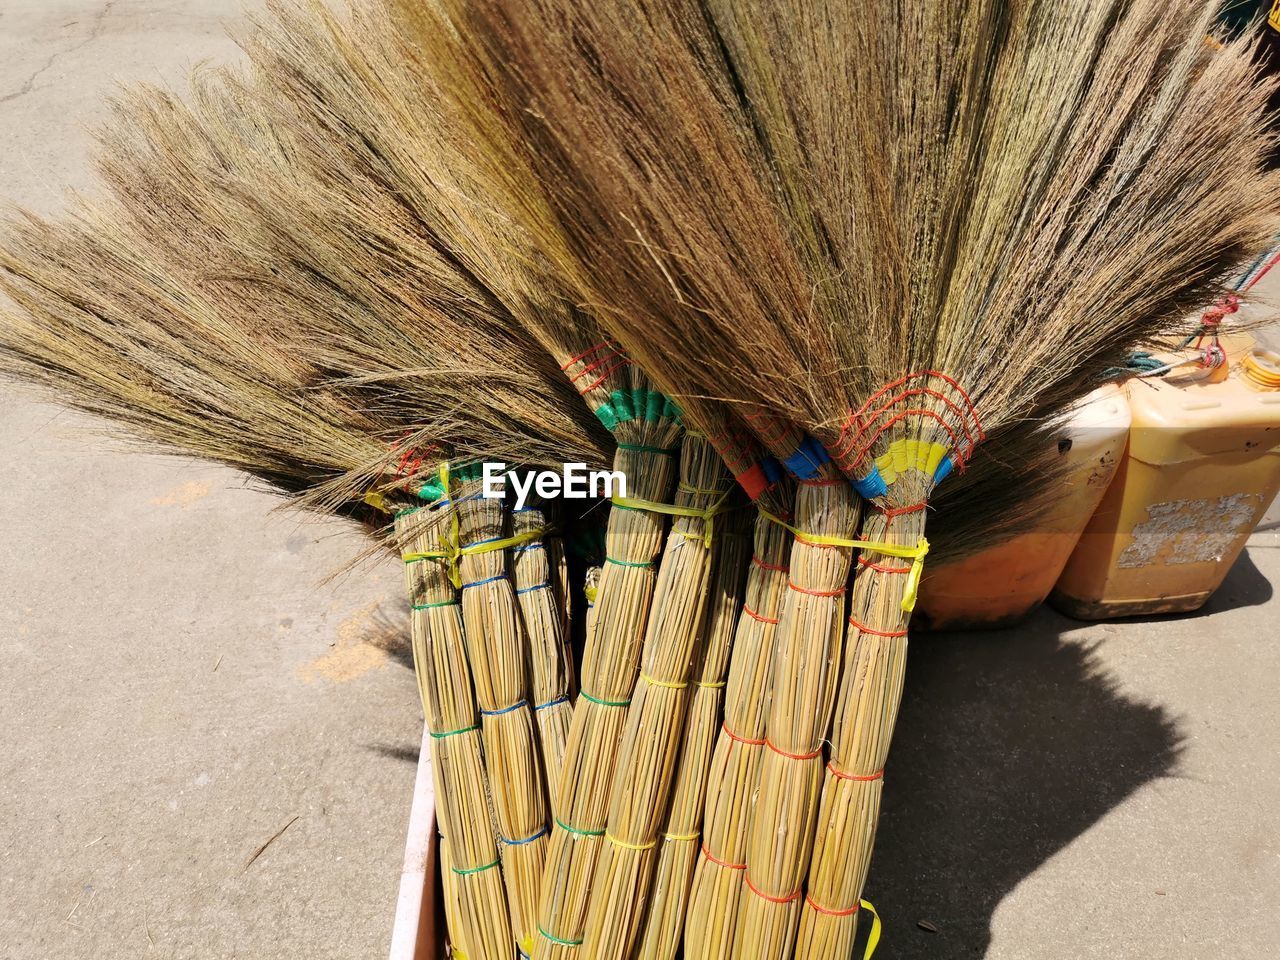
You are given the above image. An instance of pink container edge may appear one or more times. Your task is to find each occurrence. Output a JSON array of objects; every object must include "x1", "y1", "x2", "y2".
[{"x1": 389, "y1": 725, "x2": 442, "y2": 960}]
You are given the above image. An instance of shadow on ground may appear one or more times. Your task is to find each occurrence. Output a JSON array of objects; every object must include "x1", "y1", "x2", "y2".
[{"x1": 855, "y1": 550, "x2": 1280, "y2": 958}]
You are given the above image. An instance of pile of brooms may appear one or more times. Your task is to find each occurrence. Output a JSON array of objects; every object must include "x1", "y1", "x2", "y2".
[{"x1": 1, "y1": 1, "x2": 1277, "y2": 958}]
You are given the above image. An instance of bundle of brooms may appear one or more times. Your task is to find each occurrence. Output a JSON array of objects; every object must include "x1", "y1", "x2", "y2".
[
  {"x1": 424, "y1": 0, "x2": 1280, "y2": 958},
  {"x1": 3, "y1": 0, "x2": 1280, "y2": 958}
]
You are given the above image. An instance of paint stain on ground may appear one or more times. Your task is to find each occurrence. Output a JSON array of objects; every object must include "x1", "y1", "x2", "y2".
[
  {"x1": 297, "y1": 598, "x2": 404, "y2": 684},
  {"x1": 149, "y1": 480, "x2": 210, "y2": 507}
]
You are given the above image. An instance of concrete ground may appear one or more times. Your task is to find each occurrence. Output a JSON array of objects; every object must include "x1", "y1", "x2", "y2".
[{"x1": 0, "y1": 3, "x2": 1277, "y2": 959}]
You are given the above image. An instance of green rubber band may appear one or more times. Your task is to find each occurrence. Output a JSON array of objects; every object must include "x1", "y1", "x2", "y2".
[
  {"x1": 429, "y1": 723, "x2": 478, "y2": 740},
  {"x1": 616, "y1": 442, "x2": 679, "y2": 456},
  {"x1": 555, "y1": 817, "x2": 606, "y2": 838},
  {"x1": 580, "y1": 690, "x2": 631, "y2": 708},
  {"x1": 451, "y1": 857, "x2": 500, "y2": 876},
  {"x1": 395, "y1": 505, "x2": 425, "y2": 518},
  {"x1": 605, "y1": 555, "x2": 652, "y2": 568},
  {"x1": 411, "y1": 599, "x2": 459, "y2": 610},
  {"x1": 538, "y1": 925, "x2": 584, "y2": 948}
]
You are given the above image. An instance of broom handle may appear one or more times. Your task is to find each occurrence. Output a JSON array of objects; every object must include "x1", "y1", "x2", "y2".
[
  {"x1": 533, "y1": 441, "x2": 678, "y2": 959},
  {"x1": 454, "y1": 484, "x2": 550, "y2": 957},
  {"x1": 681, "y1": 510, "x2": 792, "y2": 960},
  {"x1": 578, "y1": 434, "x2": 732, "y2": 958},
  {"x1": 794, "y1": 508, "x2": 920, "y2": 960},
  {"x1": 733, "y1": 479, "x2": 859, "y2": 960},
  {"x1": 397, "y1": 511, "x2": 511, "y2": 960},
  {"x1": 632, "y1": 510, "x2": 752, "y2": 960},
  {"x1": 511, "y1": 499, "x2": 575, "y2": 815}
]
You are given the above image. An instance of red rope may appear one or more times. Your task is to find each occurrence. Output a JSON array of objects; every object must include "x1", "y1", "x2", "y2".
[
  {"x1": 746, "y1": 875, "x2": 803, "y2": 905},
  {"x1": 846, "y1": 615, "x2": 908, "y2": 638},
  {"x1": 880, "y1": 503, "x2": 927, "y2": 519},
  {"x1": 722, "y1": 722, "x2": 766, "y2": 747},
  {"x1": 742, "y1": 604, "x2": 780, "y2": 626},
  {"x1": 751, "y1": 555, "x2": 789, "y2": 574},
  {"x1": 789, "y1": 581, "x2": 845, "y2": 598},
  {"x1": 826, "y1": 761, "x2": 884, "y2": 783},
  {"x1": 577, "y1": 359, "x2": 632, "y2": 395},
  {"x1": 805, "y1": 893, "x2": 861, "y2": 917},
  {"x1": 766, "y1": 738, "x2": 822, "y2": 761},
  {"x1": 701, "y1": 843, "x2": 746, "y2": 871},
  {"x1": 560, "y1": 340, "x2": 615, "y2": 371},
  {"x1": 858, "y1": 556, "x2": 911, "y2": 574}
]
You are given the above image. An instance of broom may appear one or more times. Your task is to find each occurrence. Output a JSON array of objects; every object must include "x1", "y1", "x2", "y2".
[
  {"x1": 438, "y1": 5, "x2": 868, "y2": 955},
  {"x1": 439, "y1": 0, "x2": 1280, "y2": 954},
  {"x1": 632, "y1": 500, "x2": 752, "y2": 959},
  {"x1": 0, "y1": 207, "x2": 540, "y2": 960},
  {"x1": 0, "y1": 59, "x2": 620, "y2": 958},
  {"x1": 365, "y1": 6, "x2": 810, "y2": 954},
  {"x1": 93, "y1": 73, "x2": 571, "y2": 956},
  {"x1": 797, "y1": 8, "x2": 1280, "y2": 956}
]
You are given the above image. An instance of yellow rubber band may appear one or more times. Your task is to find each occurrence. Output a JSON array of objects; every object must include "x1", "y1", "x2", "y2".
[
  {"x1": 613, "y1": 489, "x2": 733, "y2": 547},
  {"x1": 398, "y1": 463, "x2": 548, "y2": 589},
  {"x1": 696, "y1": 680, "x2": 727, "y2": 689},
  {"x1": 605, "y1": 832, "x2": 657, "y2": 852},
  {"x1": 640, "y1": 672, "x2": 688, "y2": 691},
  {"x1": 758, "y1": 509, "x2": 929, "y2": 613},
  {"x1": 663, "y1": 831, "x2": 699, "y2": 842}
]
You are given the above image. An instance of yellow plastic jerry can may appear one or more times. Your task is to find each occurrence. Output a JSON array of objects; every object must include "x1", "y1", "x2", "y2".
[
  {"x1": 917, "y1": 385, "x2": 1131, "y2": 630},
  {"x1": 1052, "y1": 347, "x2": 1280, "y2": 619}
]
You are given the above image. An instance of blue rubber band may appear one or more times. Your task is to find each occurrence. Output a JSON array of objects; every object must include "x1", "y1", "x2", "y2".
[
  {"x1": 462, "y1": 573, "x2": 507, "y2": 590},
  {"x1": 853, "y1": 465, "x2": 889, "y2": 500},
  {"x1": 535, "y1": 695, "x2": 569, "y2": 712},
  {"x1": 462, "y1": 535, "x2": 506, "y2": 549},
  {"x1": 501, "y1": 824, "x2": 550, "y2": 846},
  {"x1": 516, "y1": 582, "x2": 553, "y2": 595},
  {"x1": 512, "y1": 543, "x2": 545, "y2": 553},
  {"x1": 933, "y1": 456, "x2": 956, "y2": 484},
  {"x1": 761, "y1": 456, "x2": 783, "y2": 484},
  {"x1": 481, "y1": 699, "x2": 527, "y2": 717}
]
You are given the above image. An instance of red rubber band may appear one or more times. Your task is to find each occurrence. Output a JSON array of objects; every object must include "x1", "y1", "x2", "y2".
[
  {"x1": 848, "y1": 371, "x2": 983, "y2": 436},
  {"x1": 742, "y1": 604, "x2": 780, "y2": 625},
  {"x1": 836, "y1": 386, "x2": 982, "y2": 459},
  {"x1": 846, "y1": 615, "x2": 908, "y2": 638},
  {"x1": 788, "y1": 581, "x2": 845, "y2": 598},
  {"x1": 570, "y1": 350, "x2": 628, "y2": 383},
  {"x1": 751, "y1": 555, "x2": 789, "y2": 574},
  {"x1": 857, "y1": 556, "x2": 911, "y2": 574},
  {"x1": 700, "y1": 843, "x2": 746, "y2": 871},
  {"x1": 765, "y1": 737, "x2": 822, "y2": 761},
  {"x1": 560, "y1": 340, "x2": 615, "y2": 371},
  {"x1": 826, "y1": 761, "x2": 884, "y2": 782},
  {"x1": 722, "y1": 721, "x2": 766, "y2": 747},
  {"x1": 578, "y1": 360, "x2": 632, "y2": 395},
  {"x1": 847, "y1": 410, "x2": 967, "y2": 473},
  {"x1": 805, "y1": 892, "x2": 861, "y2": 917},
  {"x1": 880, "y1": 503, "x2": 927, "y2": 519},
  {"x1": 745, "y1": 875, "x2": 803, "y2": 905}
]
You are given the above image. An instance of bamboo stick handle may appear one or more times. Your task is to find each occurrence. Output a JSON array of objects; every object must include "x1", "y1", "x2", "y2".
[
  {"x1": 733, "y1": 479, "x2": 859, "y2": 960},
  {"x1": 794, "y1": 508, "x2": 919, "y2": 960},
  {"x1": 579, "y1": 434, "x2": 733, "y2": 957},
  {"x1": 682, "y1": 508, "x2": 792, "y2": 960},
  {"x1": 455, "y1": 484, "x2": 549, "y2": 956},
  {"x1": 397, "y1": 510, "x2": 510, "y2": 960},
  {"x1": 533, "y1": 442, "x2": 677, "y2": 960},
  {"x1": 510, "y1": 499, "x2": 575, "y2": 816},
  {"x1": 633, "y1": 509, "x2": 751, "y2": 960}
]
